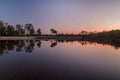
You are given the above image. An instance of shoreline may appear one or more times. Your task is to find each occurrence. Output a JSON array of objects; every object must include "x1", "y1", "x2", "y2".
[
  {"x1": 0, "y1": 36, "x2": 35, "y2": 40},
  {"x1": 0, "y1": 36, "x2": 82, "y2": 40}
]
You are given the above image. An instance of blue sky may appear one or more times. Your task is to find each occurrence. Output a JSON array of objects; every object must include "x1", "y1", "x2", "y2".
[{"x1": 0, "y1": 0, "x2": 120, "y2": 33}]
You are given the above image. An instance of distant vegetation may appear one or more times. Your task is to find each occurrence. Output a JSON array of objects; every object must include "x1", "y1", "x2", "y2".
[
  {"x1": 1, "y1": 20, "x2": 120, "y2": 37},
  {"x1": 0, "y1": 20, "x2": 59, "y2": 36},
  {"x1": 0, "y1": 20, "x2": 120, "y2": 49},
  {"x1": 0, "y1": 20, "x2": 36, "y2": 36},
  {"x1": 81, "y1": 30, "x2": 120, "y2": 49}
]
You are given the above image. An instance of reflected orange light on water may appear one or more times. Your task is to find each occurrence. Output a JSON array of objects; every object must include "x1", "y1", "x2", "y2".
[{"x1": 66, "y1": 40, "x2": 119, "y2": 51}]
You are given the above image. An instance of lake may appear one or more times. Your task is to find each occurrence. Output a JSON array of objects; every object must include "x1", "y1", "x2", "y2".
[{"x1": 0, "y1": 40, "x2": 120, "y2": 80}]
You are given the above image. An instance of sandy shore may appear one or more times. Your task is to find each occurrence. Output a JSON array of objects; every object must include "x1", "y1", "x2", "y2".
[{"x1": 0, "y1": 36, "x2": 35, "y2": 40}]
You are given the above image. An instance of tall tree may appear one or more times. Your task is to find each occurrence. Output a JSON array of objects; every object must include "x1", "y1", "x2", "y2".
[
  {"x1": 50, "y1": 28, "x2": 58, "y2": 35},
  {"x1": 0, "y1": 20, "x2": 5, "y2": 36},
  {"x1": 6, "y1": 25, "x2": 15, "y2": 36},
  {"x1": 37, "y1": 28, "x2": 41, "y2": 35},
  {"x1": 25, "y1": 24, "x2": 35, "y2": 36},
  {"x1": 16, "y1": 24, "x2": 25, "y2": 36}
]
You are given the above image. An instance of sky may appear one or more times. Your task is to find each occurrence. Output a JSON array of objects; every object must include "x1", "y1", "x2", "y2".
[{"x1": 0, "y1": 0, "x2": 120, "y2": 34}]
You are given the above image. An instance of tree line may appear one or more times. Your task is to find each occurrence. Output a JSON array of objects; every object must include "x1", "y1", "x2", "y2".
[
  {"x1": 0, "y1": 20, "x2": 59, "y2": 36},
  {"x1": 0, "y1": 20, "x2": 120, "y2": 42}
]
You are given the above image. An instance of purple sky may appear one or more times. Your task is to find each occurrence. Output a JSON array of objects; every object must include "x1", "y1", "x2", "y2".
[{"x1": 0, "y1": 0, "x2": 120, "y2": 34}]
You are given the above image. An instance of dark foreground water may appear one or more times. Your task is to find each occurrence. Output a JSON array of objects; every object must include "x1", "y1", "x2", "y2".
[{"x1": 0, "y1": 40, "x2": 120, "y2": 80}]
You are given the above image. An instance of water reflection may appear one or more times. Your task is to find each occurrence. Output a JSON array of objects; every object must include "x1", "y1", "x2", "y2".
[
  {"x1": 0, "y1": 39, "x2": 120, "y2": 80},
  {"x1": 0, "y1": 39, "x2": 120, "y2": 55},
  {"x1": 25, "y1": 40, "x2": 35, "y2": 53},
  {"x1": 50, "y1": 41, "x2": 58, "y2": 48},
  {"x1": 0, "y1": 40, "x2": 35, "y2": 55}
]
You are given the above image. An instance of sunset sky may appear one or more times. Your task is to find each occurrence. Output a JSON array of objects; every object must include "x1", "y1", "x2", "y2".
[{"x1": 0, "y1": 0, "x2": 120, "y2": 34}]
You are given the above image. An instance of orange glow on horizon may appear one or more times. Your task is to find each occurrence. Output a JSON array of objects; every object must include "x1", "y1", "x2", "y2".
[{"x1": 59, "y1": 27, "x2": 120, "y2": 34}]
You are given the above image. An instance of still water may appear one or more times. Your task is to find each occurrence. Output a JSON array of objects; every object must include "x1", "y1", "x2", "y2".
[{"x1": 0, "y1": 40, "x2": 120, "y2": 80}]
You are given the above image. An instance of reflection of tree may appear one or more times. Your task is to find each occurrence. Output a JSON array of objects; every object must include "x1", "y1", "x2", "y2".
[
  {"x1": 16, "y1": 40, "x2": 25, "y2": 52},
  {"x1": 0, "y1": 40, "x2": 36, "y2": 55},
  {"x1": 36, "y1": 40, "x2": 41, "y2": 48},
  {"x1": 0, "y1": 38, "x2": 120, "y2": 56},
  {"x1": 25, "y1": 40, "x2": 35, "y2": 53},
  {"x1": 0, "y1": 45, "x2": 5, "y2": 55},
  {"x1": 6, "y1": 41, "x2": 15, "y2": 51},
  {"x1": 50, "y1": 42, "x2": 58, "y2": 48},
  {"x1": 56, "y1": 39, "x2": 120, "y2": 50},
  {"x1": 0, "y1": 40, "x2": 15, "y2": 55},
  {"x1": 57, "y1": 40, "x2": 65, "y2": 43},
  {"x1": 79, "y1": 41, "x2": 87, "y2": 46}
]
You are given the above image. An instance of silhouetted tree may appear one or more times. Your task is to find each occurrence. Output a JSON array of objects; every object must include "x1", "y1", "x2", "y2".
[
  {"x1": 50, "y1": 28, "x2": 58, "y2": 35},
  {"x1": 25, "y1": 23, "x2": 35, "y2": 36},
  {"x1": 16, "y1": 24, "x2": 25, "y2": 36},
  {"x1": 37, "y1": 28, "x2": 41, "y2": 35},
  {"x1": 6, "y1": 25, "x2": 15, "y2": 36},
  {"x1": 80, "y1": 30, "x2": 88, "y2": 36},
  {"x1": 0, "y1": 20, "x2": 6, "y2": 36}
]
